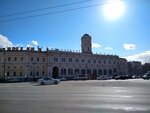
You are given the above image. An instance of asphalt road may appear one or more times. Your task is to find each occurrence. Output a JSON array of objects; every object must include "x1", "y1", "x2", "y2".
[{"x1": 0, "y1": 79, "x2": 150, "y2": 113}]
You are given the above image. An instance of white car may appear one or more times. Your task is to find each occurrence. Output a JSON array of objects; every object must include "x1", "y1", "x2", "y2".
[{"x1": 38, "y1": 77, "x2": 60, "y2": 85}]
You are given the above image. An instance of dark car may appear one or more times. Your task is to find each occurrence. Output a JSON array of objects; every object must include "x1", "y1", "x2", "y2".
[{"x1": 115, "y1": 75, "x2": 126, "y2": 80}]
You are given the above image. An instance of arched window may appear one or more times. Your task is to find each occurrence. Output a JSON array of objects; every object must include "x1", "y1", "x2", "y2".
[
  {"x1": 37, "y1": 71, "x2": 39, "y2": 76},
  {"x1": 87, "y1": 69, "x2": 91, "y2": 74},
  {"x1": 30, "y1": 72, "x2": 33, "y2": 76},
  {"x1": 42, "y1": 71, "x2": 45, "y2": 76},
  {"x1": 104, "y1": 69, "x2": 107, "y2": 75},
  {"x1": 108, "y1": 69, "x2": 112, "y2": 75},
  {"x1": 61, "y1": 68, "x2": 66, "y2": 75},
  {"x1": 68, "y1": 68, "x2": 73, "y2": 75},
  {"x1": 20, "y1": 72, "x2": 22, "y2": 76},
  {"x1": 98, "y1": 69, "x2": 102, "y2": 75},
  {"x1": 93, "y1": 69, "x2": 97, "y2": 75},
  {"x1": 81, "y1": 69, "x2": 86, "y2": 74},
  {"x1": 75, "y1": 69, "x2": 80, "y2": 74}
]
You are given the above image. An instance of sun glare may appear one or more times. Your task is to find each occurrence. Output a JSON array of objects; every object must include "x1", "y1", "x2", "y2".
[{"x1": 102, "y1": 0, "x2": 125, "y2": 20}]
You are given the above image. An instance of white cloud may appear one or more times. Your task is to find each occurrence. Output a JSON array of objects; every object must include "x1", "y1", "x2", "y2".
[
  {"x1": 0, "y1": 34, "x2": 13, "y2": 47},
  {"x1": 92, "y1": 42, "x2": 101, "y2": 48},
  {"x1": 105, "y1": 47, "x2": 113, "y2": 50},
  {"x1": 26, "y1": 40, "x2": 38, "y2": 47},
  {"x1": 32, "y1": 40, "x2": 38, "y2": 46},
  {"x1": 123, "y1": 43, "x2": 136, "y2": 50},
  {"x1": 124, "y1": 50, "x2": 150, "y2": 63}
]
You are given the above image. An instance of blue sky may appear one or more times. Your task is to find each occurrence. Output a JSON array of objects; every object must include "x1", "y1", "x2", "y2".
[{"x1": 0, "y1": 0, "x2": 150, "y2": 63}]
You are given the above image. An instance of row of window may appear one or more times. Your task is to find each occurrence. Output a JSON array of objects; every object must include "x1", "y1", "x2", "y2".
[
  {"x1": 6, "y1": 57, "x2": 46, "y2": 62},
  {"x1": 54, "y1": 57, "x2": 125, "y2": 65},
  {"x1": 6, "y1": 71, "x2": 46, "y2": 77},
  {"x1": 6, "y1": 65, "x2": 45, "y2": 69},
  {"x1": 3, "y1": 57, "x2": 125, "y2": 65},
  {"x1": 60, "y1": 68, "x2": 118, "y2": 75}
]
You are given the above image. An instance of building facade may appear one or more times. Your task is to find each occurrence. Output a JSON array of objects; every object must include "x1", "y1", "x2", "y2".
[
  {"x1": 0, "y1": 34, "x2": 128, "y2": 80},
  {"x1": 128, "y1": 61, "x2": 142, "y2": 77}
]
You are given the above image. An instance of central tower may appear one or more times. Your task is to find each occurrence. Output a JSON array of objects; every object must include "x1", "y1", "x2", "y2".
[{"x1": 81, "y1": 34, "x2": 92, "y2": 54}]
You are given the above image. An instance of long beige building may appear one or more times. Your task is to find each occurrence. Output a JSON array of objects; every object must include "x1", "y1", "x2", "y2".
[{"x1": 0, "y1": 34, "x2": 128, "y2": 80}]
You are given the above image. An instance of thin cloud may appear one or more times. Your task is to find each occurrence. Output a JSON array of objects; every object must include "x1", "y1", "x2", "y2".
[
  {"x1": 32, "y1": 40, "x2": 38, "y2": 46},
  {"x1": 123, "y1": 43, "x2": 136, "y2": 50},
  {"x1": 124, "y1": 50, "x2": 150, "y2": 63},
  {"x1": 0, "y1": 34, "x2": 13, "y2": 48},
  {"x1": 26, "y1": 40, "x2": 39, "y2": 47},
  {"x1": 92, "y1": 42, "x2": 101, "y2": 48},
  {"x1": 105, "y1": 47, "x2": 113, "y2": 50}
]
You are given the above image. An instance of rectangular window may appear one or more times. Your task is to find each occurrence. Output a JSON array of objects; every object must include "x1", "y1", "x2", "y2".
[
  {"x1": 109, "y1": 60, "x2": 111, "y2": 64},
  {"x1": 20, "y1": 72, "x2": 22, "y2": 76},
  {"x1": 8, "y1": 57, "x2": 11, "y2": 61},
  {"x1": 62, "y1": 58, "x2": 65, "y2": 62},
  {"x1": 75, "y1": 59, "x2": 79, "y2": 63},
  {"x1": 69, "y1": 58, "x2": 72, "y2": 62},
  {"x1": 82, "y1": 59, "x2": 85, "y2": 63},
  {"x1": 88, "y1": 60, "x2": 91, "y2": 63},
  {"x1": 14, "y1": 72, "x2": 16, "y2": 76},
  {"x1": 21, "y1": 57, "x2": 23, "y2": 61},
  {"x1": 99, "y1": 60, "x2": 101, "y2": 64},
  {"x1": 93, "y1": 60, "x2": 96, "y2": 64},
  {"x1": 14, "y1": 57, "x2": 17, "y2": 61},
  {"x1": 54, "y1": 58, "x2": 58, "y2": 62},
  {"x1": 43, "y1": 58, "x2": 45, "y2": 62},
  {"x1": 37, "y1": 57, "x2": 39, "y2": 61},
  {"x1": 103, "y1": 60, "x2": 106, "y2": 64},
  {"x1": 113, "y1": 61, "x2": 116, "y2": 64},
  {"x1": 31, "y1": 57, "x2": 33, "y2": 61}
]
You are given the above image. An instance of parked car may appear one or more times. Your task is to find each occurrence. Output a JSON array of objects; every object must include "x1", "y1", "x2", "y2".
[
  {"x1": 143, "y1": 73, "x2": 150, "y2": 80},
  {"x1": 97, "y1": 76, "x2": 109, "y2": 80},
  {"x1": 115, "y1": 75, "x2": 126, "y2": 80},
  {"x1": 38, "y1": 77, "x2": 60, "y2": 85},
  {"x1": 59, "y1": 77, "x2": 66, "y2": 81},
  {"x1": 74, "y1": 74, "x2": 88, "y2": 80}
]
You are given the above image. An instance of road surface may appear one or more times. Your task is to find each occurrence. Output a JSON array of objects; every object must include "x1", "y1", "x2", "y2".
[{"x1": 0, "y1": 79, "x2": 150, "y2": 113}]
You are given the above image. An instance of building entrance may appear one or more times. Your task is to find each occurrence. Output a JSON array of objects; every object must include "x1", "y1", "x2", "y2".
[{"x1": 52, "y1": 66, "x2": 59, "y2": 78}]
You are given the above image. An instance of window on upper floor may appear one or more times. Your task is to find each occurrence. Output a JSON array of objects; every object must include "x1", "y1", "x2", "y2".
[
  {"x1": 14, "y1": 57, "x2": 17, "y2": 61},
  {"x1": 8, "y1": 57, "x2": 11, "y2": 61},
  {"x1": 75, "y1": 59, "x2": 79, "y2": 63},
  {"x1": 31, "y1": 57, "x2": 33, "y2": 61},
  {"x1": 43, "y1": 58, "x2": 45, "y2": 62},
  {"x1": 103, "y1": 60, "x2": 106, "y2": 64},
  {"x1": 81, "y1": 59, "x2": 85, "y2": 63},
  {"x1": 88, "y1": 60, "x2": 91, "y2": 63},
  {"x1": 54, "y1": 58, "x2": 58, "y2": 62},
  {"x1": 62, "y1": 58, "x2": 65, "y2": 62},
  {"x1": 93, "y1": 60, "x2": 96, "y2": 64},
  {"x1": 108, "y1": 60, "x2": 111, "y2": 64},
  {"x1": 69, "y1": 58, "x2": 72, "y2": 62},
  {"x1": 113, "y1": 61, "x2": 116, "y2": 64},
  {"x1": 37, "y1": 57, "x2": 39, "y2": 61},
  {"x1": 99, "y1": 60, "x2": 101, "y2": 64},
  {"x1": 21, "y1": 57, "x2": 23, "y2": 61}
]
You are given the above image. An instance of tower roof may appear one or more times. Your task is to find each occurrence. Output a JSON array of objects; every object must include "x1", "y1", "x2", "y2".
[{"x1": 83, "y1": 34, "x2": 90, "y2": 37}]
